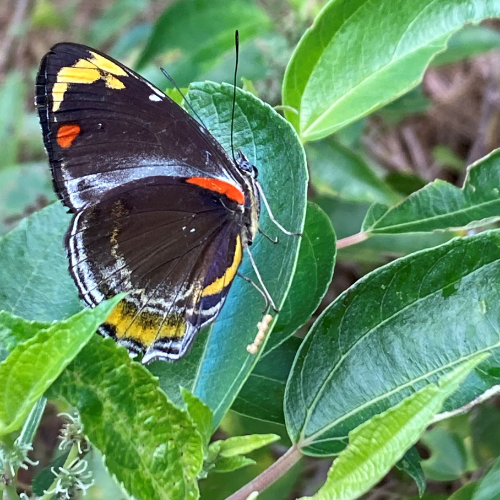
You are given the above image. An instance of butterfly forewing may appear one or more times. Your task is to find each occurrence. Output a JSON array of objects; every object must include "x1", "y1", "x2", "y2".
[{"x1": 36, "y1": 43, "x2": 242, "y2": 211}]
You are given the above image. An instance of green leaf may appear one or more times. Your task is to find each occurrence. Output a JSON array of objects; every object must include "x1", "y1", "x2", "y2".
[
  {"x1": 334, "y1": 118, "x2": 366, "y2": 149},
  {"x1": 201, "y1": 36, "x2": 270, "y2": 85},
  {"x1": 0, "y1": 201, "x2": 80, "y2": 321},
  {"x1": 233, "y1": 337, "x2": 301, "y2": 424},
  {"x1": 135, "y1": 0, "x2": 271, "y2": 85},
  {"x1": 241, "y1": 77, "x2": 258, "y2": 96},
  {"x1": 49, "y1": 335, "x2": 203, "y2": 500},
  {"x1": 362, "y1": 149, "x2": 500, "y2": 235},
  {"x1": 0, "y1": 311, "x2": 50, "y2": 362},
  {"x1": 298, "y1": 357, "x2": 485, "y2": 500},
  {"x1": 432, "y1": 25, "x2": 500, "y2": 67},
  {"x1": 283, "y1": 0, "x2": 500, "y2": 141},
  {"x1": 204, "y1": 432, "x2": 279, "y2": 476},
  {"x1": 212, "y1": 455, "x2": 256, "y2": 473},
  {"x1": 433, "y1": 145, "x2": 466, "y2": 172},
  {"x1": 421, "y1": 427, "x2": 468, "y2": 481},
  {"x1": 315, "y1": 195, "x2": 451, "y2": 264},
  {"x1": 265, "y1": 203, "x2": 335, "y2": 353},
  {"x1": 285, "y1": 230, "x2": 500, "y2": 456},
  {"x1": 31, "y1": 0, "x2": 66, "y2": 29},
  {"x1": 164, "y1": 87, "x2": 188, "y2": 106},
  {"x1": 307, "y1": 140, "x2": 399, "y2": 204},
  {"x1": 0, "y1": 162, "x2": 55, "y2": 236},
  {"x1": 0, "y1": 297, "x2": 121, "y2": 436},
  {"x1": 32, "y1": 451, "x2": 70, "y2": 496},
  {"x1": 471, "y1": 404, "x2": 500, "y2": 464},
  {"x1": 448, "y1": 482, "x2": 479, "y2": 500},
  {"x1": 210, "y1": 433, "x2": 280, "y2": 458},
  {"x1": 472, "y1": 456, "x2": 500, "y2": 500},
  {"x1": 181, "y1": 388, "x2": 213, "y2": 449},
  {"x1": 376, "y1": 87, "x2": 431, "y2": 125},
  {"x1": 396, "y1": 447, "x2": 426, "y2": 496},
  {"x1": 385, "y1": 171, "x2": 427, "y2": 197},
  {"x1": 149, "y1": 83, "x2": 307, "y2": 428}
]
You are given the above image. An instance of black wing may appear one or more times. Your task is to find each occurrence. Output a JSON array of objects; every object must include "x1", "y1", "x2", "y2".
[
  {"x1": 36, "y1": 42, "x2": 241, "y2": 212},
  {"x1": 67, "y1": 177, "x2": 244, "y2": 362}
]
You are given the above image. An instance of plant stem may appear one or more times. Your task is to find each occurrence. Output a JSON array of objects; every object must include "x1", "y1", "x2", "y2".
[
  {"x1": 4, "y1": 483, "x2": 20, "y2": 500},
  {"x1": 336, "y1": 232, "x2": 369, "y2": 249},
  {"x1": 224, "y1": 445, "x2": 302, "y2": 500},
  {"x1": 18, "y1": 398, "x2": 46, "y2": 447},
  {"x1": 39, "y1": 444, "x2": 79, "y2": 500}
]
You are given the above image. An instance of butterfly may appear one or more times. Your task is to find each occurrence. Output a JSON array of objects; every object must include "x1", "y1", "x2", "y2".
[{"x1": 35, "y1": 43, "x2": 287, "y2": 363}]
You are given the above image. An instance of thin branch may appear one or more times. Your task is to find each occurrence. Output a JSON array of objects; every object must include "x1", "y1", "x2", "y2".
[
  {"x1": 432, "y1": 384, "x2": 500, "y2": 424},
  {"x1": 0, "y1": 0, "x2": 30, "y2": 75},
  {"x1": 400, "y1": 125, "x2": 431, "y2": 180},
  {"x1": 466, "y1": 68, "x2": 500, "y2": 166},
  {"x1": 336, "y1": 232, "x2": 369, "y2": 249},
  {"x1": 225, "y1": 445, "x2": 302, "y2": 500}
]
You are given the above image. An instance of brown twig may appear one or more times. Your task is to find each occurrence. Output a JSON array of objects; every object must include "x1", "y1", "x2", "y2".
[
  {"x1": 224, "y1": 445, "x2": 302, "y2": 500},
  {"x1": 466, "y1": 58, "x2": 500, "y2": 165},
  {"x1": 337, "y1": 232, "x2": 369, "y2": 249},
  {"x1": 400, "y1": 125, "x2": 431, "y2": 179}
]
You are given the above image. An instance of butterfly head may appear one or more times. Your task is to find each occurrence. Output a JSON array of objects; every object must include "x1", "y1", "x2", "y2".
[{"x1": 235, "y1": 151, "x2": 258, "y2": 179}]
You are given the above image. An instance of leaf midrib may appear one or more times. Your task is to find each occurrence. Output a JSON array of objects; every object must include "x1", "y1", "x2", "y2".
[
  {"x1": 303, "y1": 343, "x2": 496, "y2": 447},
  {"x1": 298, "y1": 249, "x2": 500, "y2": 446},
  {"x1": 94, "y1": 371, "x2": 192, "y2": 498},
  {"x1": 368, "y1": 193, "x2": 500, "y2": 233},
  {"x1": 302, "y1": 0, "x2": 447, "y2": 136}
]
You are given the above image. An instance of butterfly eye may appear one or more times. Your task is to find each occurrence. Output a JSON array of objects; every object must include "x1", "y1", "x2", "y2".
[
  {"x1": 236, "y1": 151, "x2": 256, "y2": 175},
  {"x1": 238, "y1": 159, "x2": 256, "y2": 176}
]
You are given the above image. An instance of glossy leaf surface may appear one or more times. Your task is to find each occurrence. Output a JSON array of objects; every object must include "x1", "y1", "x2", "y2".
[
  {"x1": 0, "y1": 201, "x2": 79, "y2": 321},
  {"x1": 150, "y1": 83, "x2": 307, "y2": 427},
  {"x1": 233, "y1": 337, "x2": 301, "y2": 424},
  {"x1": 265, "y1": 202, "x2": 335, "y2": 354},
  {"x1": 0, "y1": 298, "x2": 120, "y2": 436},
  {"x1": 283, "y1": 0, "x2": 500, "y2": 141},
  {"x1": 299, "y1": 358, "x2": 484, "y2": 500},
  {"x1": 307, "y1": 140, "x2": 398, "y2": 204},
  {"x1": 363, "y1": 150, "x2": 500, "y2": 234},
  {"x1": 286, "y1": 231, "x2": 500, "y2": 455}
]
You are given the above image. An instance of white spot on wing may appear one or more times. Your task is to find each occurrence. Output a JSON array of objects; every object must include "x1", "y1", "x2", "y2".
[{"x1": 149, "y1": 94, "x2": 162, "y2": 102}]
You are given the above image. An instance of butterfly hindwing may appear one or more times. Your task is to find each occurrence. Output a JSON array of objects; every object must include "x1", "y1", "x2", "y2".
[{"x1": 67, "y1": 177, "x2": 244, "y2": 361}]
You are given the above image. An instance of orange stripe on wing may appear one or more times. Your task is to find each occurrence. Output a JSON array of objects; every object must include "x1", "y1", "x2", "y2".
[
  {"x1": 57, "y1": 124, "x2": 81, "y2": 148},
  {"x1": 186, "y1": 177, "x2": 245, "y2": 205}
]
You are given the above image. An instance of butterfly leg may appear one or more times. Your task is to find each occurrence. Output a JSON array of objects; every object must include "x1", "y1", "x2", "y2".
[
  {"x1": 242, "y1": 248, "x2": 279, "y2": 313},
  {"x1": 258, "y1": 227, "x2": 279, "y2": 244},
  {"x1": 256, "y1": 181, "x2": 302, "y2": 237}
]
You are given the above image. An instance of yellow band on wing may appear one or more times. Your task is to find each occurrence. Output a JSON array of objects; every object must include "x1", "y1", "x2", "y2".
[
  {"x1": 88, "y1": 51, "x2": 127, "y2": 76},
  {"x1": 52, "y1": 51, "x2": 127, "y2": 112},
  {"x1": 105, "y1": 300, "x2": 186, "y2": 349},
  {"x1": 202, "y1": 235, "x2": 242, "y2": 297}
]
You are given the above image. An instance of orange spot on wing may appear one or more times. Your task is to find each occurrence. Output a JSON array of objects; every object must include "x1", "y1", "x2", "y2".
[
  {"x1": 186, "y1": 177, "x2": 245, "y2": 205},
  {"x1": 57, "y1": 124, "x2": 81, "y2": 148}
]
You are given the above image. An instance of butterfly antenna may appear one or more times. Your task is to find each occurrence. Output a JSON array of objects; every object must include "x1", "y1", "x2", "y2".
[
  {"x1": 160, "y1": 67, "x2": 207, "y2": 129},
  {"x1": 230, "y1": 30, "x2": 239, "y2": 164}
]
